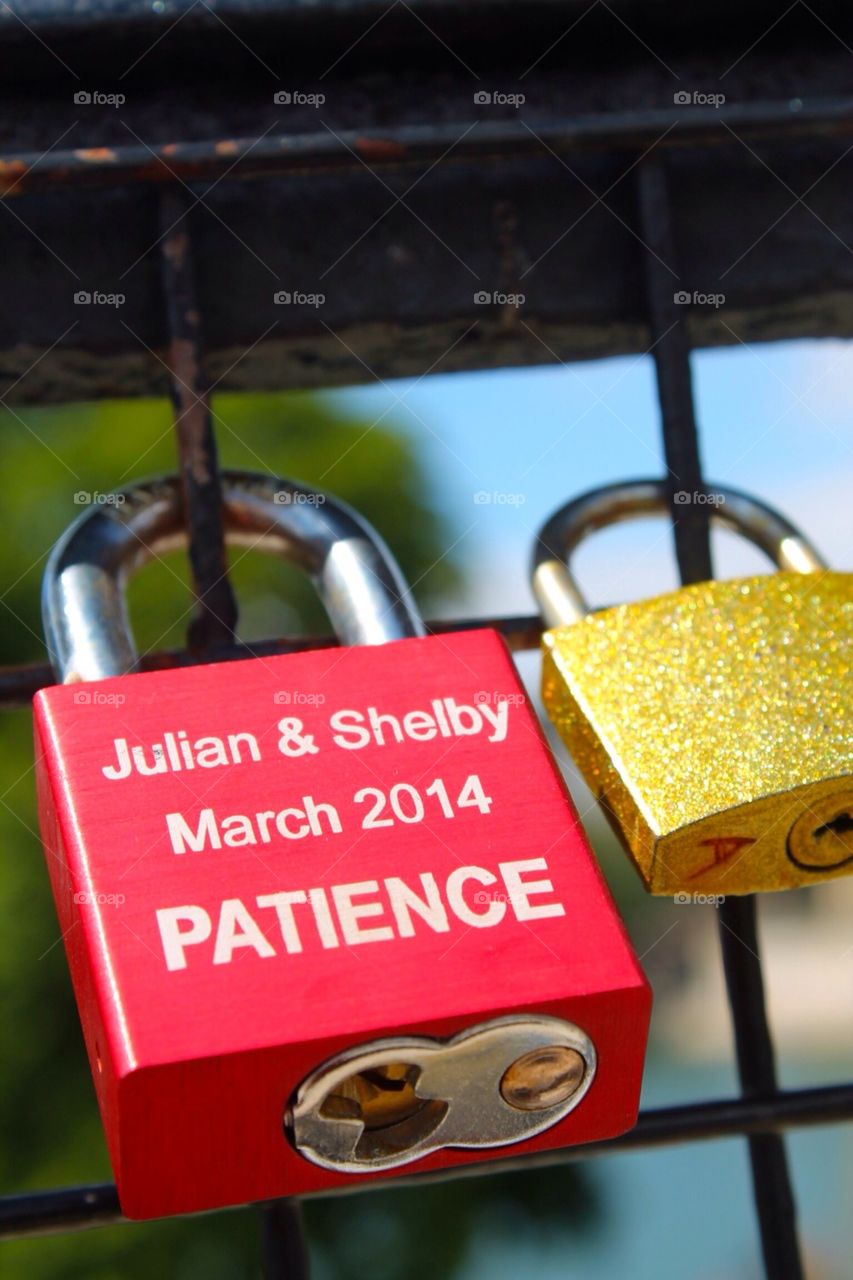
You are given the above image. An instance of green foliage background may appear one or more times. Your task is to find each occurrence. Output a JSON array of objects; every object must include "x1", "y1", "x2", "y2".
[{"x1": 0, "y1": 393, "x2": 600, "y2": 1279}]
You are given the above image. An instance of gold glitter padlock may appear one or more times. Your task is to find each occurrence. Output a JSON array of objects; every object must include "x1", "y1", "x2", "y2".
[{"x1": 532, "y1": 480, "x2": 852, "y2": 896}]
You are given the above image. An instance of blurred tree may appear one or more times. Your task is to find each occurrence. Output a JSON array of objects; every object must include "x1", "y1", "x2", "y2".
[
  {"x1": 0, "y1": 391, "x2": 600, "y2": 1279},
  {"x1": 305, "y1": 1162, "x2": 601, "y2": 1279}
]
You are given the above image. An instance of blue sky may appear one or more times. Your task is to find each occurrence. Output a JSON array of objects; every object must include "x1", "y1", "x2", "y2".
[{"x1": 330, "y1": 338, "x2": 853, "y2": 616}]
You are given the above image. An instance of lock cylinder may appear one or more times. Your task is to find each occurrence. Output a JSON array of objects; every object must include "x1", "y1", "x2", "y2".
[{"x1": 287, "y1": 1016, "x2": 597, "y2": 1173}]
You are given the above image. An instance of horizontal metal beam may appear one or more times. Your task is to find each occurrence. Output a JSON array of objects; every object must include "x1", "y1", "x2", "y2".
[
  {"x1": 2, "y1": 0, "x2": 851, "y2": 65},
  {"x1": 2, "y1": 10, "x2": 853, "y2": 399},
  {"x1": 2, "y1": 0, "x2": 846, "y2": 57},
  {"x1": 0, "y1": 614, "x2": 545, "y2": 706},
  {"x1": 3, "y1": 101, "x2": 853, "y2": 198},
  {"x1": 3, "y1": 1083, "x2": 851, "y2": 1240},
  {"x1": 4, "y1": 117, "x2": 853, "y2": 399}
]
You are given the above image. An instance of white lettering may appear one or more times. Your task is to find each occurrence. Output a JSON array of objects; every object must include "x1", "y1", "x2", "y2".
[
  {"x1": 153, "y1": 858, "x2": 567, "y2": 971},
  {"x1": 102, "y1": 737, "x2": 132, "y2": 779},
  {"x1": 275, "y1": 808, "x2": 309, "y2": 839},
  {"x1": 304, "y1": 796, "x2": 342, "y2": 835},
  {"x1": 446, "y1": 866, "x2": 506, "y2": 927},
  {"x1": 213, "y1": 898, "x2": 275, "y2": 964},
  {"x1": 330, "y1": 709, "x2": 371, "y2": 749},
  {"x1": 402, "y1": 710, "x2": 437, "y2": 741},
  {"x1": 478, "y1": 700, "x2": 509, "y2": 742},
  {"x1": 227, "y1": 732, "x2": 261, "y2": 763},
  {"x1": 385, "y1": 872, "x2": 450, "y2": 936},
  {"x1": 499, "y1": 858, "x2": 566, "y2": 920},
  {"x1": 156, "y1": 905, "x2": 212, "y2": 970},
  {"x1": 257, "y1": 890, "x2": 308, "y2": 953},
  {"x1": 221, "y1": 814, "x2": 256, "y2": 847},
  {"x1": 195, "y1": 737, "x2": 229, "y2": 768},
  {"x1": 332, "y1": 881, "x2": 394, "y2": 945},
  {"x1": 166, "y1": 809, "x2": 221, "y2": 854}
]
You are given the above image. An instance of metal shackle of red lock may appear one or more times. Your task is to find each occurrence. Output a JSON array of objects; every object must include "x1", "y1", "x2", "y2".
[
  {"x1": 42, "y1": 470, "x2": 425, "y2": 681},
  {"x1": 532, "y1": 479, "x2": 852, "y2": 897},
  {"x1": 35, "y1": 471, "x2": 650, "y2": 1220}
]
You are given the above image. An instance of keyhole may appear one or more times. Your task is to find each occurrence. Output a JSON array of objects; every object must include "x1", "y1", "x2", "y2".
[
  {"x1": 319, "y1": 1061, "x2": 448, "y2": 1159},
  {"x1": 787, "y1": 791, "x2": 853, "y2": 871},
  {"x1": 814, "y1": 811, "x2": 853, "y2": 841},
  {"x1": 805, "y1": 803, "x2": 853, "y2": 861}
]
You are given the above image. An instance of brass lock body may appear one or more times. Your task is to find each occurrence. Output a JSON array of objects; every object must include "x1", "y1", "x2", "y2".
[{"x1": 534, "y1": 482, "x2": 852, "y2": 896}]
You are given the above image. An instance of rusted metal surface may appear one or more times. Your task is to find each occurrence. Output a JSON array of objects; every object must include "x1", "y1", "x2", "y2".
[
  {"x1": 159, "y1": 188, "x2": 239, "y2": 655},
  {"x1": 3, "y1": 103, "x2": 853, "y2": 199},
  {"x1": 3, "y1": 127, "x2": 853, "y2": 401},
  {"x1": 0, "y1": 5, "x2": 853, "y2": 402}
]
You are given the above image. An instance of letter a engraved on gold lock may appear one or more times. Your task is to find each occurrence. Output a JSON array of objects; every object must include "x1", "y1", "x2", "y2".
[{"x1": 533, "y1": 481, "x2": 853, "y2": 897}]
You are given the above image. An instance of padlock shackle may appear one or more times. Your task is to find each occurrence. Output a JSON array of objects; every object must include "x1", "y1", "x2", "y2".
[
  {"x1": 43, "y1": 472, "x2": 425, "y2": 683},
  {"x1": 532, "y1": 478, "x2": 828, "y2": 627}
]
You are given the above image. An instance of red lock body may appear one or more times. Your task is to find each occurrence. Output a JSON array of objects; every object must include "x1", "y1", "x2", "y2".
[
  {"x1": 34, "y1": 472, "x2": 649, "y2": 1220},
  {"x1": 36, "y1": 629, "x2": 649, "y2": 1218}
]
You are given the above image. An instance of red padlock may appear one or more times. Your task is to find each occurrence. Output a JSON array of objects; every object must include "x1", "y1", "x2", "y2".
[{"x1": 34, "y1": 472, "x2": 650, "y2": 1219}]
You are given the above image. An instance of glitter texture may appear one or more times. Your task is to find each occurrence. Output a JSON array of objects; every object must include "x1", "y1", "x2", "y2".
[{"x1": 542, "y1": 571, "x2": 852, "y2": 895}]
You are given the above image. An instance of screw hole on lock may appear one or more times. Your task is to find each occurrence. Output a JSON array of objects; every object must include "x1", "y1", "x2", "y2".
[{"x1": 500, "y1": 1046, "x2": 587, "y2": 1112}]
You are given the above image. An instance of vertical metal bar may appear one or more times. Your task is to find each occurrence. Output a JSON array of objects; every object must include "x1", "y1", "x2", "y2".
[
  {"x1": 159, "y1": 187, "x2": 309, "y2": 1275},
  {"x1": 258, "y1": 1199, "x2": 311, "y2": 1279},
  {"x1": 636, "y1": 158, "x2": 805, "y2": 1280},
  {"x1": 636, "y1": 161, "x2": 713, "y2": 583},
  {"x1": 159, "y1": 187, "x2": 239, "y2": 656}
]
